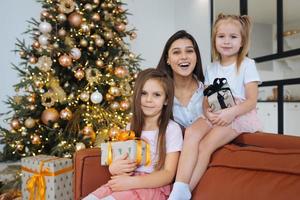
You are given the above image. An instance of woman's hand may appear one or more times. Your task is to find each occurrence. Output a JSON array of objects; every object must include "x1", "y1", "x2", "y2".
[{"x1": 109, "y1": 153, "x2": 137, "y2": 176}]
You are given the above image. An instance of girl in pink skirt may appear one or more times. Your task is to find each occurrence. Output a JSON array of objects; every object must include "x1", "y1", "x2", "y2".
[
  {"x1": 169, "y1": 14, "x2": 262, "y2": 200},
  {"x1": 83, "y1": 69, "x2": 183, "y2": 200}
]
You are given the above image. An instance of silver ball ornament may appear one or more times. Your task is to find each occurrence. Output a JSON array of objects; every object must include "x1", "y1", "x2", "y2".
[
  {"x1": 90, "y1": 90, "x2": 103, "y2": 104},
  {"x1": 70, "y1": 47, "x2": 81, "y2": 60},
  {"x1": 38, "y1": 34, "x2": 49, "y2": 46},
  {"x1": 39, "y1": 21, "x2": 52, "y2": 33}
]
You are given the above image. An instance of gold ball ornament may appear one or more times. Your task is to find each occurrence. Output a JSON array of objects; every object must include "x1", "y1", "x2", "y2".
[
  {"x1": 68, "y1": 12, "x2": 83, "y2": 28},
  {"x1": 110, "y1": 101, "x2": 120, "y2": 110},
  {"x1": 11, "y1": 119, "x2": 21, "y2": 130},
  {"x1": 109, "y1": 86, "x2": 121, "y2": 96},
  {"x1": 84, "y1": 3, "x2": 93, "y2": 11},
  {"x1": 75, "y1": 142, "x2": 86, "y2": 151},
  {"x1": 26, "y1": 94, "x2": 36, "y2": 103},
  {"x1": 80, "y1": 23, "x2": 90, "y2": 33},
  {"x1": 74, "y1": 69, "x2": 85, "y2": 80},
  {"x1": 114, "y1": 66, "x2": 128, "y2": 78},
  {"x1": 104, "y1": 31, "x2": 113, "y2": 40},
  {"x1": 95, "y1": 59, "x2": 104, "y2": 68},
  {"x1": 31, "y1": 134, "x2": 41, "y2": 145},
  {"x1": 40, "y1": 10, "x2": 49, "y2": 19},
  {"x1": 95, "y1": 38, "x2": 104, "y2": 47},
  {"x1": 41, "y1": 108, "x2": 59, "y2": 125},
  {"x1": 28, "y1": 105, "x2": 36, "y2": 111},
  {"x1": 82, "y1": 125, "x2": 95, "y2": 136},
  {"x1": 32, "y1": 41, "x2": 41, "y2": 49},
  {"x1": 115, "y1": 23, "x2": 126, "y2": 32},
  {"x1": 88, "y1": 46, "x2": 94, "y2": 52},
  {"x1": 57, "y1": 13, "x2": 67, "y2": 23},
  {"x1": 58, "y1": 54, "x2": 72, "y2": 67},
  {"x1": 16, "y1": 144, "x2": 24, "y2": 151},
  {"x1": 80, "y1": 39, "x2": 88, "y2": 47},
  {"x1": 60, "y1": 108, "x2": 73, "y2": 120},
  {"x1": 109, "y1": 127, "x2": 120, "y2": 139},
  {"x1": 19, "y1": 51, "x2": 26, "y2": 58},
  {"x1": 105, "y1": 93, "x2": 114, "y2": 101},
  {"x1": 24, "y1": 117, "x2": 36, "y2": 128},
  {"x1": 58, "y1": 29, "x2": 67, "y2": 37},
  {"x1": 120, "y1": 99, "x2": 130, "y2": 111},
  {"x1": 91, "y1": 13, "x2": 100, "y2": 22},
  {"x1": 80, "y1": 92, "x2": 90, "y2": 102}
]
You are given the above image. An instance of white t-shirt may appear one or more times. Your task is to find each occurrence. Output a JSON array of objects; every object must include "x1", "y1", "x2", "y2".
[
  {"x1": 133, "y1": 120, "x2": 183, "y2": 173},
  {"x1": 205, "y1": 57, "x2": 261, "y2": 100},
  {"x1": 173, "y1": 81, "x2": 204, "y2": 128}
]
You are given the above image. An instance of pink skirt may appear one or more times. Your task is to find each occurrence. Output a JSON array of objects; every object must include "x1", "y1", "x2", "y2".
[
  {"x1": 207, "y1": 98, "x2": 263, "y2": 133},
  {"x1": 89, "y1": 172, "x2": 171, "y2": 200}
]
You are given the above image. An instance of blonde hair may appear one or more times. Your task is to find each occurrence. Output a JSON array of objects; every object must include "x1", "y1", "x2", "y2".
[{"x1": 212, "y1": 13, "x2": 252, "y2": 70}]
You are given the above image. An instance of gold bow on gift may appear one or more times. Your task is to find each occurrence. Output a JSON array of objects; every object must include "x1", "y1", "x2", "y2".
[
  {"x1": 21, "y1": 157, "x2": 73, "y2": 200},
  {"x1": 107, "y1": 139, "x2": 151, "y2": 166}
]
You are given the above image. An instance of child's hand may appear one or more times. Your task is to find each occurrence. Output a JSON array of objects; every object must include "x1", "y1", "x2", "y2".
[
  {"x1": 107, "y1": 174, "x2": 136, "y2": 191},
  {"x1": 212, "y1": 107, "x2": 236, "y2": 126},
  {"x1": 205, "y1": 108, "x2": 219, "y2": 122},
  {"x1": 109, "y1": 153, "x2": 137, "y2": 175}
]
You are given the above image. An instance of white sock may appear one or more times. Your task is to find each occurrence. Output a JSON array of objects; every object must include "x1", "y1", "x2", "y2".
[{"x1": 168, "y1": 182, "x2": 191, "y2": 200}]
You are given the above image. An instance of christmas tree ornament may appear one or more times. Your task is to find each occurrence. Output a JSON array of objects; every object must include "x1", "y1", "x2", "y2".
[
  {"x1": 95, "y1": 59, "x2": 104, "y2": 68},
  {"x1": 16, "y1": 143, "x2": 24, "y2": 151},
  {"x1": 120, "y1": 99, "x2": 130, "y2": 111},
  {"x1": 28, "y1": 56, "x2": 38, "y2": 64},
  {"x1": 57, "y1": 13, "x2": 67, "y2": 23},
  {"x1": 80, "y1": 91, "x2": 90, "y2": 102},
  {"x1": 24, "y1": 117, "x2": 36, "y2": 128},
  {"x1": 95, "y1": 38, "x2": 105, "y2": 47},
  {"x1": 60, "y1": 108, "x2": 73, "y2": 120},
  {"x1": 88, "y1": 46, "x2": 94, "y2": 52},
  {"x1": 80, "y1": 39, "x2": 88, "y2": 47},
  {"x1": 58, "y1": 0, "x2": 75, "y2": 14},
  {"x1": 104, "y1": 31, "x2": 113, "y2": 40},
  {"x1": 120, "y1": 81, "x2": 132, "y2": 96},
  {"x1": 84, "y1": 3, "x2": 93, "y2": 11},
  {"x1": 32, "y1": 41, "x2": 41, "y2": 49},
  {"x1": 75, "y1": 142, "x2": 86, "y2": 151},
  {"x1": 70, "y1": 47, "x2": 81, "y2": 60},
  {"x1": 115, "y1": 23, "x2": 126, "y2": 32},
  {"x1": 31, "y1": 134, "x2": 41, "y2": 145},
  {"x1": 19, "y1": 50, "x2": 26, "y2": 58},
  {"x1": 41, "y1": 10, "x2": 50, "y2": 19},
  {"x1": 58, "y1": 54, "x2": 73, "y2": 67},
  {"x1": 82, "y1": 125, "x2": 95, "y2": 136},
  {"x1": 91, "y1": 13, "x2": 100, "y2": 22},
  {"x1": 130, "y1": 32, "x2": 137, "y2": 40},
  {"x1": 109, "y1": 86, "x2": 121, "y2": 96},
  {"x1": 58, "y1": 28, "x2": 67, "y2": 37},
  {"x1": 28, "y1": 105, "x2": 36, "y2": 111},
  {"x1": 38, "y1": 34, "x2": 49, "y2": 46},
  {"x1": 110, "y1": 101, "x2": 120, "y2": 110},
  {"x1": 90, "y1": 90, "x2": 103, "y2": 104},
  {"x1": 114, "y1": 66, "x2": 128, "y2": 78},
  {"x1": 48, "y1": 77, "x2": 67, "y2": 103},
  {"x1": 93, "y1": 0, "x2": 100, "y2": 5},
  {"x1": 26, "y1": 94, "x2": 36, "y2": 103},
  {"x1": 74, "y1": 69, "x2": 85, "y2": 80},
  {"x1": 85, "y1": 68, "x2": 101, "y2": 84},
  {"x1": 68, "y1": 12, "x2": 83, "y2": 27},
  {"x1": 41, "y1": 108, "x2": 59, "y2": 125},
  {"x1": 10, "y1": 119, "x2": 21, "y2": 130},
  {"x1": 37, "y1": 55, "x2": 52, "y2": 72},
  {"x1": 80, "y1": 23, "x2": 90, "y2": 33},
  {"x1": 39, "y1": 21, "x2": 52, "y2": 33},
  {"x1": 105, "y1": 93, "x2": 114, "y2": 101},
  {"x1": 34, "y1": 79, "x2": 44, "y2": 88},
  {"x1": 109, "y1": 126, "x2": 120, "y2": 140}
]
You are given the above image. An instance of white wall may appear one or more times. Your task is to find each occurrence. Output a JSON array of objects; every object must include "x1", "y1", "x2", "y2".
[{"x1": 0, "y1": 0, "x2": 211, "y2": 129}]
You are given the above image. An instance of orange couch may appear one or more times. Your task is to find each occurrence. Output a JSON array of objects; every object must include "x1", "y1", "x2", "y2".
[{"x1": 73, "y1": 132, "x2": 300, "y2": 200}]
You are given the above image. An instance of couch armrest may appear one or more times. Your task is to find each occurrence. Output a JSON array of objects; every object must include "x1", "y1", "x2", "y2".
[{"x1": 74, "y1": 148, "x2": 110, "y2": 200}]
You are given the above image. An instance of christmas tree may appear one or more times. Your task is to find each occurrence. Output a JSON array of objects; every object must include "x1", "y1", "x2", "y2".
[{"x1": 0, "y1": 0, "x2": 140, "y2": 161}]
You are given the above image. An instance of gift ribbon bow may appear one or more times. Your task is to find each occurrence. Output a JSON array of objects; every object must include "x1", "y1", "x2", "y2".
[
  {"x1": 203, "y1": 78, "x2": 229, "y2": 97},
  {"x1": 21, "y1": 157, "x2": 73, "y2": 200},
  {"x1": 107, "y1": 139, "x2": 151, "y2": 166}
]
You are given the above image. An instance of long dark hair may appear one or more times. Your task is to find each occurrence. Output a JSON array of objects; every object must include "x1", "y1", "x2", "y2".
[
  {"x1": 130, "y1": 68, "x2": 174, "y2": 170},
  {"x1": 157, "y1": 30, "x2": 204, "y2": 83}
]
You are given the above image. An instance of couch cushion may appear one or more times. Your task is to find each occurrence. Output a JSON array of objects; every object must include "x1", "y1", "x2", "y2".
[{"x1": 192, "y1": 144, "x2": 300, "y2": 200}]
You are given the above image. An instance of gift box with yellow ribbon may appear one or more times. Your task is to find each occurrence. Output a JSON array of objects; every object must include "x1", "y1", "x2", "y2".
[
  {"x1": 100, "y1": 131, "x2": 151, "y2": 166},
  {"x1": 21, "y1": 155, "x2": 73, "y2": 200}
]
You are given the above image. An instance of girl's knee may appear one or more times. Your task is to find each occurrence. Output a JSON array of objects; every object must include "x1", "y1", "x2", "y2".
[{"x1": 184, "y1": 127, "x2": 203, "y2": 143}]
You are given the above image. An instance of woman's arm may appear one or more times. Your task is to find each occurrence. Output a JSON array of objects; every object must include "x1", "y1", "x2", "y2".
[{"x1": 107, "y1": 151, "x2": 180, "y2": 191}]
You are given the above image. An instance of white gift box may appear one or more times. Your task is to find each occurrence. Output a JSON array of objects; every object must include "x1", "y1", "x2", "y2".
[
  {"x1": 21, "y1": 155, "x2": 73, "y2": 200},
  {"x1": 100, "y1": 140, "x2": 151, "y2": 166}
]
